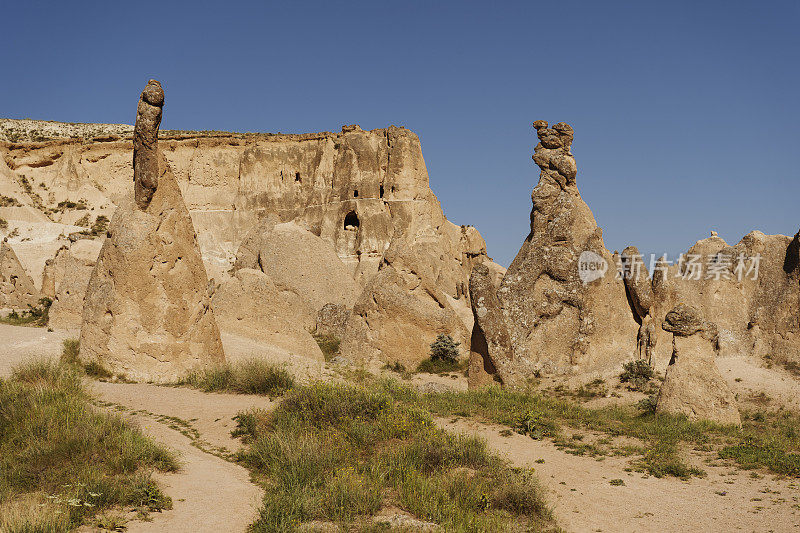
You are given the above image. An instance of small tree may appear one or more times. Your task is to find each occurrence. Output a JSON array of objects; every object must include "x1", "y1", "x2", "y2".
[{"x1": 429, "y1": 334, "x2": 460, "y2": 364}]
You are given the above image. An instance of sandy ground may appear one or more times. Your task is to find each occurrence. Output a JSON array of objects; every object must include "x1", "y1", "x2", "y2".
[
  {"x1": 92, "y1": 383, "x2": 269, "y2": 533},
  {"x1": 0, "y1": 323, "x2": 70, "y2": 375},
  {"x1": 441, "y1": 418, "x2": 800, "y2": 533}
]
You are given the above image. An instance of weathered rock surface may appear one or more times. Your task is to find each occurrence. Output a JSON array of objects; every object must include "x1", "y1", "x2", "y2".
[
  {"x1": 234, "y1": 221, "x2": 361, "y2": 318},
  {"x1": 0, "y1": 240, "x2": 40, "y2": 309},
  {"x1": 43, "y1": 239, "x2": 103, "y2": 329},
  {"x1": 212, "y1": 269, "x2": 323, "y2": 361},
  {"x1": 79, "y1": 82, "x2": 224, "y2": 382},
  {"x1": 315, "y1": 303, "x2": 350, "y2": 339},
  {"x1": 656, "y1": 305, "x2": 741, "y2": 425},
  {"x1": 621, "y1": 245, "x2": 653, "y2": 321},
  {"x1": 650, "y1": 230, "x2": 800, "y2": 366},
  {"x1": 469, "y1": 121, "x2": 638, "y2": 385},
  {"x1": 339, "y1": 243, "x2": 470, "y2": 367}
]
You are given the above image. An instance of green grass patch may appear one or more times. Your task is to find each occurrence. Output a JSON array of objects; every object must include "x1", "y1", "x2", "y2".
[
  {"x1": 313, "y1": 334, "x2": 341, "y2": 362},
  {"x1": 235, "y1": 382, "x2": 556, "y2": 532},
  {"x1": 416, "y1": 357, "x2": 464, "y2": 375},
  {"x1": 181, "y1": 359, "x2": 295, "y2": 397},
  {"x1": 379, "y1": 383, "x2": 799, "y2": 480},
  {"x1": 0, "y1": 298, "x2": 52, "y2": 327},
  {"x1": 0, "y1": 360, "x2": 177, "y2": 531}
]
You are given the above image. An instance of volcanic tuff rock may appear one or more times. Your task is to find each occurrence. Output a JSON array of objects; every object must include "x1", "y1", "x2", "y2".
[
  {"x1": 469, "y1": 120, "x2": 638, "y2": 385},
  {"x1": 339, "y1": 242, "x2": 471, "y2": 367},
  {"x1": 649, "y1": 230, "x2": 800, "y2": 366},
  {"x1": 42, "y1": 239, "x2": 103, "y2": 329},
  {"x1": 0, "y1": 240, "x2": 40, "y2": 309},
  {"x1": 656, "y1": 304, "x2": 741, "y2": 426},
  {"x1": 234, "y1": 220, "x2": 361, "y2": 320},
  {"x1": 1, "y1": 118, "x2": 490, "y2": 365},
  {"x1": 79, "y1": 81, "x2": 224, "y2": 383},
  {"x1": 212, "y1": 268, "x2": 323, "y2": 362}
]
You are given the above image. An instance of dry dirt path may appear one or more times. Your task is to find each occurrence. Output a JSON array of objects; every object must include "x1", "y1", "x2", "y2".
[
  {"x1": 440, "y1": 418, "x2": 800, "y2": 533},
  {"x1": 89, "y1": 382, "x2": 272, "y2": 533}
]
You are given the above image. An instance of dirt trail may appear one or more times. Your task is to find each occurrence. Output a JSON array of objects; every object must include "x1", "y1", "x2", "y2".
[
  {"x1": 441, "y1": 418, "x2": 800, "y2": 533},
  {"x1": 89, "y1": 382, "x2": 272, "y2": 532}
]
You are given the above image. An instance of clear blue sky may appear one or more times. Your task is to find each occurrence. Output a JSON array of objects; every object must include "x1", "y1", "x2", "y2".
[{"x1": 2, "y1": 1, "x2": 797, "y2": 266}]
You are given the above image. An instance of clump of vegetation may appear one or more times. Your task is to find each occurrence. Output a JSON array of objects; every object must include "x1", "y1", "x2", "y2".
[
  {"x1": 53, "y1": 200, "x2": 88, "y2": 212},
  {"x1": 235, "y1": 382, "x2": 554, "y2": 531},
  {"x1": 313, "y1": 334, "x2": 341, "y2": 362},
  {"x1": 0, "y1": 195, "x2": 22, "y2": 207},
  {"x1": 383, "y1": 361, "x2": 412, "y2": 379},
  {"x1": 619, "y1": 359, "x2": 655, "y2": 391},
  {"x1": 79, "y1": 215, "x2": 110, "y2": 238},
  {"x1": 0, "y1": 217, "x2": 7, "y2": 231},
  {"x1": 181, "y1": 359, "x2": 295, "y2": 397},
  {"x1": 60, "y1": 339, "x2": 125, "y2": 382},
  {"x1": 74, "y1": 213, "x2": 90, "y2": 227},
  {"x1": 575, "y1": 378, "x2": 608, "y2": 401},
  {"x1": 0, "y1": 297, "x2": 52, "y2": 327},
  {"x1": 0, "y1": 360, "x2": 176, "y2": 531},
  {"x1": 417, "y1": 334, "x2": 463, "y2": 374}
]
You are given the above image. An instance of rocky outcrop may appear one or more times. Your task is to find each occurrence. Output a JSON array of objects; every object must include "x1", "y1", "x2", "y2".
[
  {"x1": 468, "y1": 121, "x2": 638, "y2": 385},
  {"x1": 649, "y1": 231, "x2": 800, "y2": 366},
  {"x1": 315, "y1": 303, "x2": 350, "y2": 339},
  {"x1": 339, "y1": 243, "x2": 470, "y2": 367},
  {"x1": 234, "y1": 220, "x2": 361, "y2": 321},
  {"x1": 133, "y1": 80, "x2": 164, "y2": 210},
  {"x1": 79, "y1": 81, "x2": 224, "y2": 383},
  {"x1": 43, "y1": 240, "x2": 103, "y2": 329},
  {"x1": 0, "y1": 240, "x2": 40, "y2": 309},
  {"x1": 656, "y1": 304, "x2": 741, "y2": 425},
  {"x1": 212, "y1": 269, "x2": 323, "y2": 361},
  {"x1": 1, "y1": 120, "x2": 489, "y2": 296}
]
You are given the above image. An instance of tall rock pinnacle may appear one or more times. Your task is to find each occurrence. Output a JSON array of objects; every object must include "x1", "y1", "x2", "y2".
[{"x1": 133, "y1": 79, "x2": 164, "y2": 210}]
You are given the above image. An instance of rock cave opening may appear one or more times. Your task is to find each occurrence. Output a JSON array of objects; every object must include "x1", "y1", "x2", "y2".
[
  {"x1": 295, "y1": 172, "x2": 301, "y2": 183},
  {"x1": 353, "y1": 189, "x2": 359, "y2": 198},
  {"x1": 380, "y1": 185, "x2": 384, "y2": 198},
  {"x1": 344, "y1": 210, "x2": 360, "y2": 231}
]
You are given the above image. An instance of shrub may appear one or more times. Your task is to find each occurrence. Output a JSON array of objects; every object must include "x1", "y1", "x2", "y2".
[
  {"x1": 429, "y1": 334, "x2": 460, "y2": 364},
  {"x1": 60, "y1": 339, "x2": 81, "y2": 366},
  {"x1": 0, "y1": 298, "x2": 52, "y2": 327},
  {"x1": 620, "y1": 359, "x2": 655, "y2": 391},
  {"x1": 0, "y1": 217, "x2": 7, "y2": 231}
]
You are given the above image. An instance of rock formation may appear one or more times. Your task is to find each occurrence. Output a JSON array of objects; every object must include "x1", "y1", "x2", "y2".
[
  {"x1": 468, "y1": 121, "x2": 638, "y2": 386},
  {"x1": 42, "y1": 240, "x2": 103, "y2": 329},
  {"x1": 656, "y1": 304, "x2": 741, "y2": 425},
  {"x1": 339, "y1": 242, "x2": 470, "y2": 367},
  {"x1": 133, "y1": 80, "x2": 164, "y2": 210},
  {"x1": 0, "y1": 240, "x2": 40, "y2": 309},
  {"x1": 79, "y1": 81, "x2": 224, "y2": 383},
  {"x1": 212, "y1": 268, "x2": 323, "y2": 361},
  {"x1": 234, "y1": 220, "x2": 361, "y2": 321},
  {"x1": 649, "y1": 231, "x2": 800, "y2": 367},
  {"x1": 315, "y1": 303, "x2": 350, "y2": 338}
]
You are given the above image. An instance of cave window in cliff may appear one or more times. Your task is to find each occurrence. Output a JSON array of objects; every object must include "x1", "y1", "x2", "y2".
[
  {"x1": 380, "y1": 185, "x2": 384, "y2": 198},
  {"x1": 295, "y1": 172, "x2": 301, "y2": 183},
  {"x1": 344, "y1": 210, "x2": 360, "y2": 231},
  {"x1": 353, "y1": 189, "x2": 359, "y2": 198}
]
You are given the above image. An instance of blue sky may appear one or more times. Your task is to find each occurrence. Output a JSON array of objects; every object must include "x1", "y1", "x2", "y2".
[{"x1": 2, "y1": 1, "x2": 797, "y2": 266}]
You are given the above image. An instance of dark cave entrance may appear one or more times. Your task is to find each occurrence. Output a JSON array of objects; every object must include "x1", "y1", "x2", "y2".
[{"x1": 344, "y1": 210, "x2": 360, "y2": 231}]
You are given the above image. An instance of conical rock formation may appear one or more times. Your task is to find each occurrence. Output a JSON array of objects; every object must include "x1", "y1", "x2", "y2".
[
  {"x1": 0, "y1": 240, "x2": 41, "y2": 309},
  {"x1": 79, "y1": 81, "x2": 224, "y2": 382}
]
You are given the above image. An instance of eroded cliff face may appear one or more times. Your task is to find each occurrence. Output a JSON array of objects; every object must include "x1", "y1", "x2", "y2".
[{"x1": 0, "y1": 120, "x2": 487, "y2": 299}]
